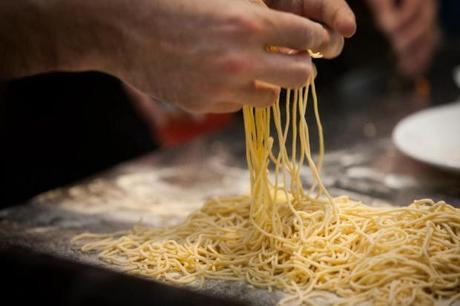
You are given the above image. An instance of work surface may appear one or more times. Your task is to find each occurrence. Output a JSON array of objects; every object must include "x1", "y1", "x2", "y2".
[{"x1": 1, "y1": 69, "x2": 460, "y2": 305}]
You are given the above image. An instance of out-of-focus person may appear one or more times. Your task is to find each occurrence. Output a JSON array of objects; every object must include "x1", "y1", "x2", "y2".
[{"x1": 366, "y1": 0, "x2": 439, "y2": 78}]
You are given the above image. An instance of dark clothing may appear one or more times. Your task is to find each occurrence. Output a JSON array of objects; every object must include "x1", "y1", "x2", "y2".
[{"x1": 0, "y1": 72, "x2": 156, "y2": 207}]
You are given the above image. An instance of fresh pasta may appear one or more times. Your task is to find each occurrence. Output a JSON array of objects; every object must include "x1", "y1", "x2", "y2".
[{"x1": 73, "y1": 71, "x2": 460, "y2": 305}]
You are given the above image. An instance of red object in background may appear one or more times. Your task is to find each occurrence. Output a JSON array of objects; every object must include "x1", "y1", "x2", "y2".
[
  {"x1": 123, "y1": 84, "x2": 236, "y2": 149},
  {"x1": 156, "y1": 113, "x2": 235, "y2": 148}
]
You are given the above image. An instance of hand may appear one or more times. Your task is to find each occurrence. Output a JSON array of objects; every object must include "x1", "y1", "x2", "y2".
[
  {"x1": 366, "y1": 0, "x2": 439, "y2": 78},
  {"x1": 265, "y1": 0, "x2": 357, "y2": 58},
  {"x1": 106, "y1": 0, "x2": 353, "y2": 113},
  {"x1": 1, "y1": 0, "x2": 354, "y2": 113}
]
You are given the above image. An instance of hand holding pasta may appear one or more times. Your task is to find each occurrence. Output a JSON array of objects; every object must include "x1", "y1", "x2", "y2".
[
  {"x1": 74, "y1": 73, "x2": 460, "y2": 305},
  {"x1": 0, "y1": 0, "x2": 353, "y2": 113},
  {"x1": 266, "y1": 0, "x2": 356, "y2": 58},
  {"x1": 105, "y1": 0, "x2": 353, "y2": 113}
]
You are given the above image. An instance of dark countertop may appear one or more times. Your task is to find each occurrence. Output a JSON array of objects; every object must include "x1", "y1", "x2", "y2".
[{"x1": 1, "y1": 46, "x2": 459, "y2": 305}]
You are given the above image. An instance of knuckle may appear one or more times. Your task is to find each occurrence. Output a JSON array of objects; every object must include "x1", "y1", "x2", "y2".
[
  {"x1": 226, "y1": 12, "x2": 263, "y2": 37},
  {"x1": 220, "y1": 53, "x2": 251, "y2": 76}
]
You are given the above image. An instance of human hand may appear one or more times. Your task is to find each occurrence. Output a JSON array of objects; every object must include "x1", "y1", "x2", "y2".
[
  {"x1": 0, "y1": 0, "x2": 354, "y2": 113},
  {"x1": 265, "y1": 0, "x2": 357, "y2": 58},
  {"x1": 102, "y1": 0, "x2": 354, "y2": 113},
  {"x1": 366, "y1": 0, "x2": 439, "y2": 78}
]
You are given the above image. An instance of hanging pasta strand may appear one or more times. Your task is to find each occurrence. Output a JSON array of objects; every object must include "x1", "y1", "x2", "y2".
[{"x1": 73, "y1": 69, "x2": 460, "y2": 306}]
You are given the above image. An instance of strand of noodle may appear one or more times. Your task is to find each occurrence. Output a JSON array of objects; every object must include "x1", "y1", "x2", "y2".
[{"x1": 72, "y1": 65, "x2": 460, "y2": 306}]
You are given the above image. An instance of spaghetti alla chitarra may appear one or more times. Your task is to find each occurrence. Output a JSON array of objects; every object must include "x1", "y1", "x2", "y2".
[{"x1": 73, "y1": 63, "x2": 460, "y2": 305}]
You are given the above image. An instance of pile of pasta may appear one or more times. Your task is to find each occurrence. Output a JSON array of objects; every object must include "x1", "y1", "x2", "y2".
[{"x1": 74, "y1": 74, "x2": 460, "y2": 305}]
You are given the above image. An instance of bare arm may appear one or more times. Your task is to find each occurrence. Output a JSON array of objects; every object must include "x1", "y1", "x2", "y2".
[
  {"x1": 0, "y1": 0, "x2": 355, "y2": 113},
  {"x1": 0, "y1": 1, "x2": 114, "y2": 78}
]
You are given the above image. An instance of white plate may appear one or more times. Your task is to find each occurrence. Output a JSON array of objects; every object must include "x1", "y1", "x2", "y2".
[{"x1": 393, "y1": 101, "x2": 460, "y2": 172}]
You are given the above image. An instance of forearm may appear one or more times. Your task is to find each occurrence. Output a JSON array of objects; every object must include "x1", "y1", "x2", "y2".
[
  {"x1": 0, "y1": 0, "x2": 356, "y2": 113},
  {"x1": 0, "y1": 0, "x2": 121, "y2": 79}
]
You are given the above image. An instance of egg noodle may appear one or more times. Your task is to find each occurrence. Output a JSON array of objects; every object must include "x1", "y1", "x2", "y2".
[{"x1": 73, "y1": 69, "x2": 460, "y2": 305}]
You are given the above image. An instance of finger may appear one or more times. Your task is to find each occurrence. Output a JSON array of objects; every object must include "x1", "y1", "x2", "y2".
[
  {"x1": 392, "y1": 25, "x2": 426, "y2": 57},
  {"x1": 388, "y1": 0, "x2": 426, "y2": 34},
  {"x1": 266, "y1": 28, "x2": 343, "y2": 59},
  {"x1": 233, "y1": 81, "x2": 280, "y2": 107},
  {"x1": 205, "y1": 102, "x2": 242, "y2": 114},
  {"x1": 302, "y1": 0, "x2": 356, "y2": 38},
  {"x1": 257, "y1": 52, "x2": 313, "y2": 88},
  {"x1": 397, "y1": 29, "x2": 437, "y2": 77},
  {"x1": 262, "y1": 9, "x2": 329, "y2": 51},
  {"x1": 391, "y1": 4, "x2": 433, "y2": 54},
  {"x1": 248, "y1": 0, "x2": 268, "y2": 7},
  {"x1": 366, "y1": 0, "x2": 398, "y2": 33},
  {"x1": 315, "y1": 28, "x2": 344, "y2": 59},
  {"x1": 397, "y1": 0, "x2": 428, "y2": 31}
]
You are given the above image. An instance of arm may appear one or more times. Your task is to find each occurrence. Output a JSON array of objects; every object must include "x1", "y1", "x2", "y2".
[
  {"x1": 0, "y1": 0, "x2": 354, "y2": 113},
  {"x1": 0, "y1": 1, "x2": 111, "y2": 78}
]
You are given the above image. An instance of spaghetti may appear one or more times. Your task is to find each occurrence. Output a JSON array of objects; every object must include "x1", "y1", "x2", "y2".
[{"x1": 73, "y1": 72, "x2": 460, "y2": 305}]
